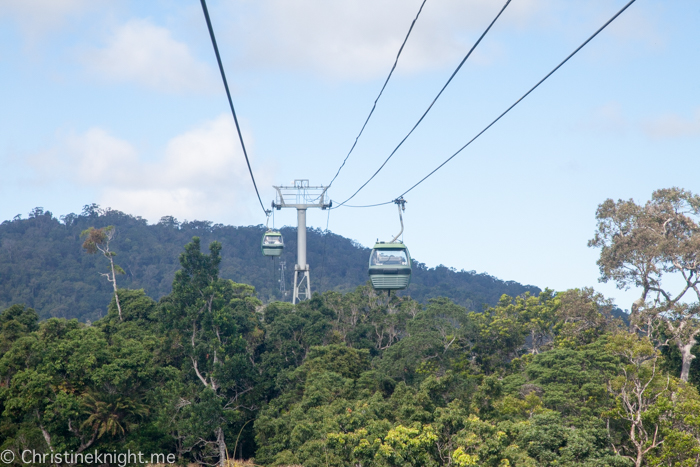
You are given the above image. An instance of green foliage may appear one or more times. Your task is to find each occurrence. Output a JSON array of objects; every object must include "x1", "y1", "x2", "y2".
[
  {"x1": 2, "y1": 226, "x2": 699, "y2": 466},
  {"x1": 523, "y1": 339, "x2": 618, "y2": 421},
  {"x1": 554, "y1": 288, "x2": 622, "y2": 348},
  {"x1": 0, "y1": 304, "x2": 38, "y2": 354},
  {"x1": 0, "y1": 314, "x2": 170, "y2": 456},
  {"x1": 158, "y1": 237, "x2": 264, "y2": 464},
  {"x1": 647, "y1": 382, "x2": 700, "y2": 467}
]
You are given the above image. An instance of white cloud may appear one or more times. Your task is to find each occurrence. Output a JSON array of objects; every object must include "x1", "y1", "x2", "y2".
[
  {"x1": 64, "y1": 128, "x2": 141, "y2": 182},
  {"x1": 222, "y1": 0, "x2": 546, "y2": 80},
  {"x1": 82, "y1": 19, "x2": 216, "y2": 93},
  {"x1": 29, "y1": 115, "x2": 273, "y2": 224},
  {"x1": 0, "y1": 0, "x2": 96, "y2": 38},
  {"x1": 212, "y1": 0, "x2": 665, "y2": 81},
  {"x1": 643, "y1": 109, "x2": 700, "y2": 139}
]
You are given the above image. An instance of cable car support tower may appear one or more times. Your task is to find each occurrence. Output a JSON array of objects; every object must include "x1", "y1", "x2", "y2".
[{"x1": 272, "y1": 180, "x2": 331, "y2": 304}]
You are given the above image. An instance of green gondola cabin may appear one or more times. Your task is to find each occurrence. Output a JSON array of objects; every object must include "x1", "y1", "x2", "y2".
[
  {"x1": 261, "y1": 231, "x2": 284, "y2": 256},
  {"x1": 368, "y1": 241, "x2": 411, "y2": 290}
]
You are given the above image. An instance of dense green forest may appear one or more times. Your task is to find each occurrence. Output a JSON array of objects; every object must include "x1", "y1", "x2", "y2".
[
  {"x1": 0, "y1": 236, "x2": 698, "y2": 467},
  {"x1": 0, "y1": 205, "x2": 539, "y2": 322},
  {"x1": 1, "y1": 188, "x2": 699, "y2": 466}
]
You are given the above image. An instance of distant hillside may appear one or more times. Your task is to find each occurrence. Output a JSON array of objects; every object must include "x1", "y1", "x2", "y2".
[{"x1": 0, "y1": 205, "x2": 540, "y2": 321}]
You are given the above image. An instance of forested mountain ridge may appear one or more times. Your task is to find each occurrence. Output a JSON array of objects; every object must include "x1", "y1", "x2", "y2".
[{"x1": 0, "y1": 205, "x2": 539, "y2": 321}]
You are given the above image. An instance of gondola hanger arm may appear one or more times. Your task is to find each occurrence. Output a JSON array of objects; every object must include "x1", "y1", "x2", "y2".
[{"x1": 390, "y1": 198, "x2": 407, "y2": 243}]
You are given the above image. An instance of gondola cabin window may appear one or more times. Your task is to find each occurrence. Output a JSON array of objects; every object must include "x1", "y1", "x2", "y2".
[{"x1": 371, "y1": 249, "x2": 408, "y2": 266}]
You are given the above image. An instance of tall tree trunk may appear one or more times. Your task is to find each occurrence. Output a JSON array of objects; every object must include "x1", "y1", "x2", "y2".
[
  {"x1": 216, "y1": 426, "x2": 228, "y2": 467},
  {"x1": 108, "y1": 255, "x2": 123, "y2": 321},
  {"x1": 678, "y1": 340, "x2": 696, "y2": 382},
  {"x1": 36, "y1": 410, "x2": 52, "y2": 451}
]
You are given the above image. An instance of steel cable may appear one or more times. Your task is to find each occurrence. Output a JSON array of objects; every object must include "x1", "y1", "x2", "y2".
[
  {"x1": 336, "y1": 0, "x2": 637, "y2": 209},
  {"x1": 326, "y1": 0, "x2": 429, "y2": 191},
  {"x1": 333, "y1": 0, "x2": 512, "y2": 209},
  {"x1": 200, "y1": 0, "x2": 269, "y2": 215}
]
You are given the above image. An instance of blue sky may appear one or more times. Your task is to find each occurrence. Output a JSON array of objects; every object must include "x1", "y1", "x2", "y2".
[{"x1": 1, "y1": 0, "x2": 699, "y2": 309}]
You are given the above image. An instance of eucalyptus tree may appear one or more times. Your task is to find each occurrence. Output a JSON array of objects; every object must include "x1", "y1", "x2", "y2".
[
  {"x1": 589, "y1": 188, "x2": 700, "y2": 381},
  {"x1": 605, "y1": 333, "x2": 673, "y2": 467},
  {"x1": 81, "y1": 226, "x2": 125, "y2": 320}
]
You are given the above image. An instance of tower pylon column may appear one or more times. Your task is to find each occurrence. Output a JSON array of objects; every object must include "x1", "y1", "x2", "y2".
[
  {"x1": 292, "y1": 265, "x2": 310, "y2": 303},
  {"x1": 271, "y1": 180, "x2": 330, "y2": 304},
  {"x1": 293, "y1": 207, "x2": 309, "y2": 303}
]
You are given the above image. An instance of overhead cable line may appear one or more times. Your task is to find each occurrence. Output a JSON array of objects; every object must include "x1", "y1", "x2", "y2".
[
  {"x1": 396, "y1": 0, "x2": 637, "y2": 199},
  {"x1": 326, "y1": 0, "x2": 429, "y2": 190},
  {"x1": 332, "y1": 0, "x2": 512, "y2": 209},
  {"x1": 338, "y1": 0, "x2": 637, "y2": 209},
  {"x1": 341, "y1": 201, "x2": 393, "y2": 208},
  {"x1": 200, "y1": 0, "x2": 269, "y2": 216}
]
